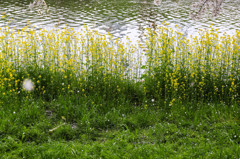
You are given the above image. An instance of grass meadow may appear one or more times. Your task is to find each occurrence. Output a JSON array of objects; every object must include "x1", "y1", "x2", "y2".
[{"x1": 0, "y1": 14, "x2": 240, "y2": 158}]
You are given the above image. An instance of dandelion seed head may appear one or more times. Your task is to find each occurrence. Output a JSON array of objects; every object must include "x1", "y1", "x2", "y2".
[{"x1": 23, "y1": 79, "x2": 34, "y2": 91}]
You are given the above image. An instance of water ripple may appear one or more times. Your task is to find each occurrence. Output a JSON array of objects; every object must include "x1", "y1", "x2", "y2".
[{"x1": 0, "y1": 0, "x2": 239, "y2": 41}]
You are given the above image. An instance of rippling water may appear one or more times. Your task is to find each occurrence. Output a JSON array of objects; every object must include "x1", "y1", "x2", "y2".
[{"x1": 1, "y1": 0, "x2": 240, "y2": 41}]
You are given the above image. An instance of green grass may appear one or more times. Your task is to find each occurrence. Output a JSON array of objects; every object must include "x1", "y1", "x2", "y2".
[
  {"x1": 0, "y1": 22, "x2": 239, "y2": 158},
  {"x1": 1, "y1": 87, "x2": 240, "y2": 158}
]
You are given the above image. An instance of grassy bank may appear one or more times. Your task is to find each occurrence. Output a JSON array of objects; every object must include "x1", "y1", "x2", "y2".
[
  {"x1": 0, "y1": 16, "x2": 240, "y2": 158},
  {"x1": 1, "y1": 95, "x2": 240, "y2": 158}
]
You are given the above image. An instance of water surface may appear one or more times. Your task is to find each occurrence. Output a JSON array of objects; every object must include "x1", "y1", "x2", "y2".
[{"x1": 1, "y1": 0, "x2": 240, "y2": 41}]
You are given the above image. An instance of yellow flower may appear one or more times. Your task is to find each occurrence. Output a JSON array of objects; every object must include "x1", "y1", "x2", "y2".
[{"x1": 61, "y1": 116, "x2": 66, "y2": 121}]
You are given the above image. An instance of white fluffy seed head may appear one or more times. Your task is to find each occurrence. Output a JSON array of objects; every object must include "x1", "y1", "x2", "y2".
[{"x1": 23, "y1": 79, "x2": 34, "y2": 92}]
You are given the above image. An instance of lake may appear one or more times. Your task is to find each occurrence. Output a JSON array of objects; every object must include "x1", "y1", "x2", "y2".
[{"x1": 0, "y1": 0, "x2": 239, "y2": 42}]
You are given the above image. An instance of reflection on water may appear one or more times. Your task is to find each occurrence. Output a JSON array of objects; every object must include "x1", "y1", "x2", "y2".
[{"x1": 0, "y1": 0, "x2": 239, "y2": 41}]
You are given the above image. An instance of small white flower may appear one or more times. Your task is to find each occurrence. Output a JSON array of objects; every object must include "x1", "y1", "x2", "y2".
[{"x1": 190, "y1": 82, "x2": 194, "y2": 87}]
